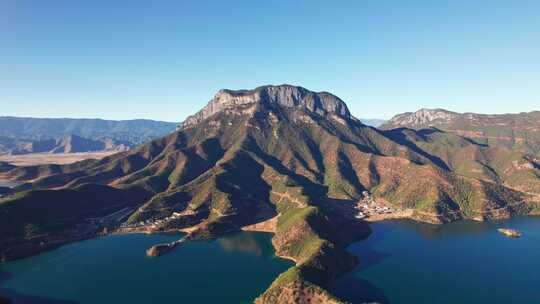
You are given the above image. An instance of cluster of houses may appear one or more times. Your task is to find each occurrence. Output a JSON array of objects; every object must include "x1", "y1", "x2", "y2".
[
  {"x1": 354, "y1": 191, "x2": 398, "y2": 219},
  {"x1": 119, "y1": 211, "x2": 187, "y2": 229},
  {"x1": 120, "y1": 219, "x2": 161, "y2": 229}
]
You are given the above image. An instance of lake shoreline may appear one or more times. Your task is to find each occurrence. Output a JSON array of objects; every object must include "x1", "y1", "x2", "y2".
[
  {"x1": 0, "y1": 231, "x2": 293, "y2": 304},
  {"x1": 332, "y1": 216, "x2": 540, "y2": 304},
  {"x1": 3, "y1": 213, "x2": 539, "y2": 264}
]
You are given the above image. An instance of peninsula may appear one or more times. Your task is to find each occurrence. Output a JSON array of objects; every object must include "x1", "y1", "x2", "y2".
[{"x1": 1, "y1": 85, "x2": 539, "y2": 303}]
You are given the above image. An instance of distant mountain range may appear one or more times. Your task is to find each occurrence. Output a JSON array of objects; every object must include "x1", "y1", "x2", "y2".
[
  {"x1": 359, "y1": 118, "x2": 387, "y2": 127},
  {"x1": 381, "y1": 108, "x2": 540, "y2": 153},
  {"x1": 5, "y1": 134, "x2": 131, "y2": 155},
  {"x1": 0, "y1": 117, "x2": 178, "y2": 155},
  {"x1": 1, "y1": 85, "x2": 538, "y2": 303},
  {"x1": 0, "y1": 116, "x2": 386, "y2": 155}
]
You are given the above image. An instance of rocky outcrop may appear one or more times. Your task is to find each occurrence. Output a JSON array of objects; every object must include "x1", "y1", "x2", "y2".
[
  {"x1": 383, "y1": 108, "x2": 458, "y2": 128},
  {"x1": 498, "y1": 228, "x2": 522, "y2": 238},
  {"x1": 146, "y1": 238, "x2": 185, "y2": 257},
  {"x1": 382, "y1": 108, "x2": 540, "y2": 136},
  {"x1": 146, "y1": 244, "x2": 172, "y2": 257},
  {"x1": 180, "y1": 85, "x2": 351, "y2": 128}
]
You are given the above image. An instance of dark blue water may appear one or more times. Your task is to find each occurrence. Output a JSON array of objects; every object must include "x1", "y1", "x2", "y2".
[
  {"x1": 332, "y1": 217, "x2": 540, "y2": 304},
  {"x1": 0, "y1": 232, "x2": 292, "y2": 304}
]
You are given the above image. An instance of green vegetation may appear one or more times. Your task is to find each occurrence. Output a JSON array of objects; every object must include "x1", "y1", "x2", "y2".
[
  {"x1": 0, "y1": 184, "x2": 150, "y2": 239},
  {"x1": 2, "y1": 86, "x2": 539, "y2": 303}
]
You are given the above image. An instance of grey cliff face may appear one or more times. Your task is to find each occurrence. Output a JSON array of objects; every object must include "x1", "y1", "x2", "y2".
[
  {"x1": 180, "y1": 85, "x2": 351, "y2": 128},
  {"x1": 387, "y1": 108, "x2": 458, "y2": 127}
]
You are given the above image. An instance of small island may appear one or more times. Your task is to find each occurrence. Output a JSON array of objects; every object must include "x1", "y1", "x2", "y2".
[
  {"x1": 146, "y1": 238, "x2": 185, "y2": 257},
  {"x1": 498, "y1": 228, "x2": 522, "y2": 238}
]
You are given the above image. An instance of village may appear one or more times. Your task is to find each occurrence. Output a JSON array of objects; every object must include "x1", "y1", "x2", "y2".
[
  {"x1": 353, "y1": 191, "x2": 400, "y2": 220},
  {"x1": 118, "y1": 209, "x2": 196, "y2": 230},
  {"x1": 89, "y1": 190, "x2": 402, "y2": 233}
]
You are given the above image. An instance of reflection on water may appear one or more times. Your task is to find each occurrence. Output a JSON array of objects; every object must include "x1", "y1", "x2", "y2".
[
  {"x1": 333, "y1": 217, "x2": 540, "y2": 304},
  {"x1": 0, "y1": 232, "x2": 292, "y2": 304},
  {"x1": 381, "y1": 219, "x2": 499, "y2": 239},
  {"x1": 1, "y1": 265, "x2": 80, "y2": 303},
  {"x1": 218, "y1": 232, "x2": 270, "y2": 256}
]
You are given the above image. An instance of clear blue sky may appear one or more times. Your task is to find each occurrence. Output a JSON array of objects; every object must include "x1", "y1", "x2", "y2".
[{"x1": 1, "y1": 0, "x2": 539, "y2": 122}]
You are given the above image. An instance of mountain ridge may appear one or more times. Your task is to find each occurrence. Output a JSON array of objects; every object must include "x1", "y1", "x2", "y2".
[
  {"x1": 381, "y1": 108, "x2": 540, "y2": 155},
  {"x1": 180, "y1": 84, "x2": 354, "y2": 129},
  {"x1": 383, "y1": 108, "x2": 540, "y2": 129},
  {"x1": 0, "y1": 116, "x2": 177, "y2": 143},
  {"x1": 1, "y1": 85, "x2": 539, "y2": 303},
  {"x1": 0, "y1": 117, "x2": 178, "y2": 155}
]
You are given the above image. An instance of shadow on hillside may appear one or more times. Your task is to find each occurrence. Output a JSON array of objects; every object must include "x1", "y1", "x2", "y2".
[
  {"x1": 0, "y1": 271, "x2": 78, "y2": 304},
  {"x1": 337, "y1": 150, "x2": 368, "y2": 194},
  {"x1": 346, "y1": 222, "x2": 393, "y2": 271},
  {"x1": 331, "y1": 276, "x2": 390, "y2": 304},
  {"x1": 316, "y1": 197, "x2": 358, "y2": 219},
  {"x1": 462, "y1": 137, "x2": 489, "y2": 147},
  {"x1": 246, "y1": 139, "x2": 329, "y2": 200},
  {"x1": 330, "y1": 221, "x2": 395, "y2": 303},
  {"x1": 416, "y1": 127, "x2": 489, "y2": 148},
  {"x1": 216, "y1": 150, "x2": 277, "y2": 226},
  {"x1": 379, "y1": 128, "x2": 451, "y2": 170}
]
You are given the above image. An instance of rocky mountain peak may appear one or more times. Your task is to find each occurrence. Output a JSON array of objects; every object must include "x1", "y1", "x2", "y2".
[
  {"x1": 180, "y1": 85, "x2": 351, "y2": 128},
  {"x1": 385, "y1": 108, "x2": 457, "y2": 127}
]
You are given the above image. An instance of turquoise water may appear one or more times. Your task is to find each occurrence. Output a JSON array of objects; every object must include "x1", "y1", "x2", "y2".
[
  {"x1": 332, "y1": 217, "x2": 540, "y2": 304},
  {"x1": 0, "y1": 232, "x2": 292, "y2": 304}
]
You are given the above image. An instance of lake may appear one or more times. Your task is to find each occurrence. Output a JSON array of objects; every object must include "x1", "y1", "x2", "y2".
[
  {"x1": 332, "y1": 216, "x2": 540, "y2": 304},
  {"x1": 0, "y1": 232, "x2": 292, "y2": 304}
]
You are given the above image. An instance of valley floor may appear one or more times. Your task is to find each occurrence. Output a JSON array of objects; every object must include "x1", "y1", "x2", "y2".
[{"x1": 0, "y1": 151, "x2": 117, "y2": 166}]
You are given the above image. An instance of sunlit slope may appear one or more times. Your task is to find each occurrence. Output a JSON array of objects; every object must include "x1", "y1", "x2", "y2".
[{"x1": 2, "y1": 85, "x2": 539, "y2": 303}]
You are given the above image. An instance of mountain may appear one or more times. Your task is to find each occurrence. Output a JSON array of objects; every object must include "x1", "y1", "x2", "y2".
[
  {"x1": 359, "y1": 118, "x2": 387, "y2": 127},
  {"x1": 0, "y1": 117, "x2": 178, "y2": 154},
  {"x1": 3, "y1": 134, "x2": 130, "y2": 155},
  {"x1": 1, "y1": 85, "x2": 539, "y2": 303},
  {"x1": 381, "y1": 108, "x2": 540, "y2": 154}
]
